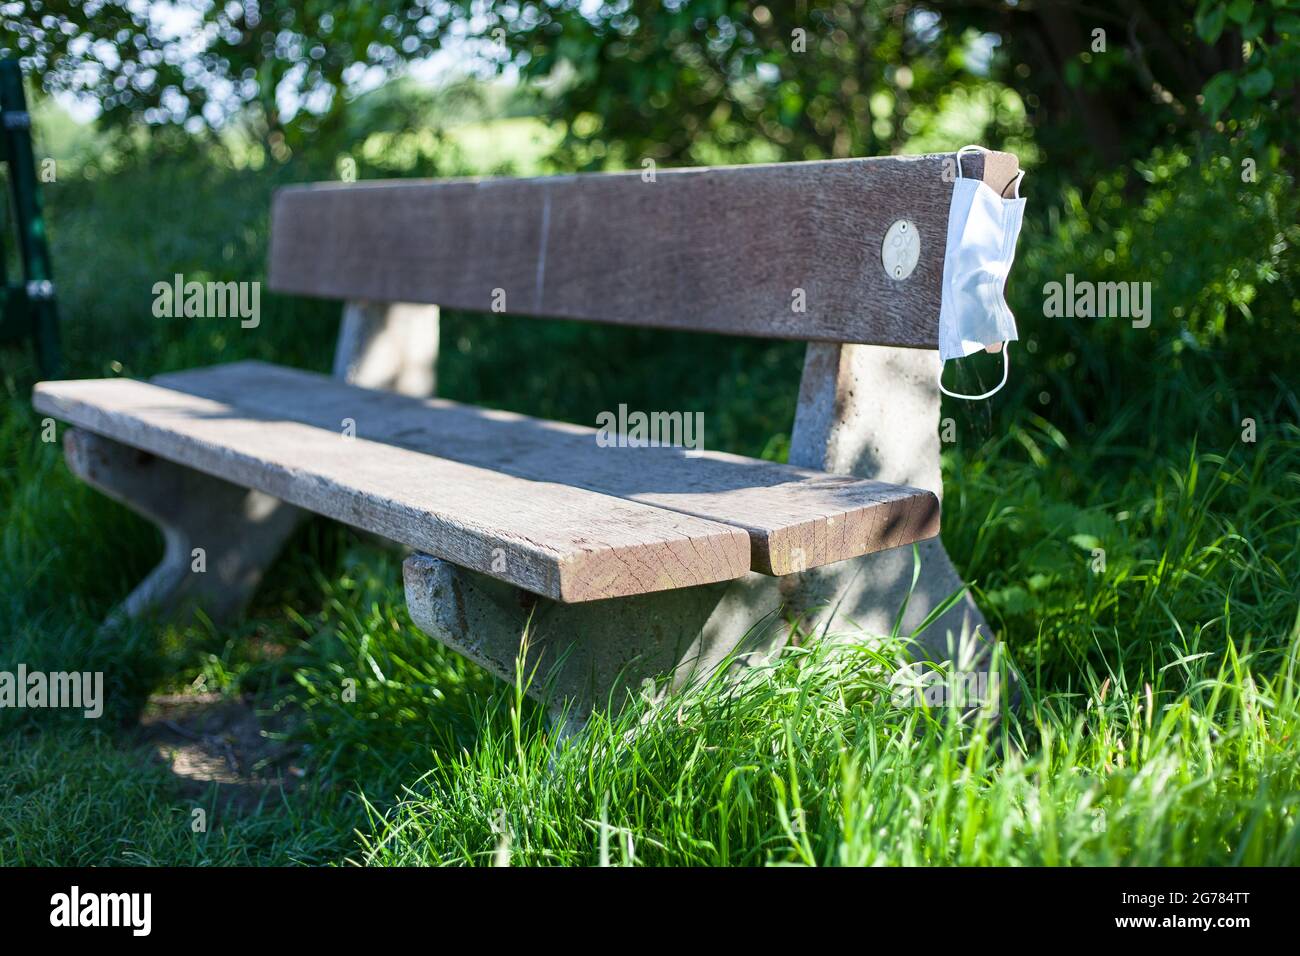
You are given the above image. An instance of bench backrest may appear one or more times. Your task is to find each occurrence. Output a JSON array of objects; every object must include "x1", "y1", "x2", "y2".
[{"x1": 268, "y1": 150, "x2": 1019, "y2": 349}]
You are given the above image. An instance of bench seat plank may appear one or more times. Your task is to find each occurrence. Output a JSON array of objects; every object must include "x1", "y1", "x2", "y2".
[
  {"x1": 32, "y1": 378, "x2": 752, "y2": 603},
  {"x1": 150, "y1": 361, "x2": 939, "y2": 575}
]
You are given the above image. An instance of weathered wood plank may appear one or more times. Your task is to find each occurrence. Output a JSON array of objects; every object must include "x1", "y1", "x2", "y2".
[
  {"x1": 269, "y1": 151, "x2": 1019, "y2": 348},
  {"x1": 33, "y1": 378, "x2": 751, "y2": 603},
  {"x1": 151, "y1": 361, "x2": 940, "y2": 575}
]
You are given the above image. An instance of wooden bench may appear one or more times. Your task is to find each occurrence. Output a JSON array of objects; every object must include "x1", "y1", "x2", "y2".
[{"x1": 33, "y1": 149, "x2": 1021, "y2": 714}]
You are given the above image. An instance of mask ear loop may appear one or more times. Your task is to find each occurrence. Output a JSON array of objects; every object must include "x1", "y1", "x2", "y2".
[
  {"x1": 954, "y1": 143, "x2": 984, "y2": 182},
  {"x1": 1006, "y1": 169, "x2": 1026, "y2": 199},
  {"x1": 938, "y1": 341, "x2": 1011, "y2": 401},
  {"x1": 958, "y1": 145, "x2": 1027, "y2": 199}
]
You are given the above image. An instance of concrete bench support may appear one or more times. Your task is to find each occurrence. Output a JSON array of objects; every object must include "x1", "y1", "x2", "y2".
[
  {"x1": 403, "y1": 554, "x2": 786, "y2": 717},
  {"x1": 67, "y1": 428, "x2": 303, "y2": 627},
  {"x1": 79, "y1": 301, "x2": 439, "y2": 625},
  {"x1": 785, "y1": 342, "x2": 988, "y2": 649}
]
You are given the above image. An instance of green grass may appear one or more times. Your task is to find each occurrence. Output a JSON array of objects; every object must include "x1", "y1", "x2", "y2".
[
  {"x1": 361, "y1": 621, "x2": 1300, "y2": 866},
  {"x1": 1, "y1": 125, "x2": 1297, "y2": 865},
  {"x1": 0, "y1": 728, "x2": 356, "y2": 866}
]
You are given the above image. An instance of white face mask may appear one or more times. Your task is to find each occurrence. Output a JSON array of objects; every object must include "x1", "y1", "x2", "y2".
[{"x1": 937, "y1": 144, "x2": 1027, "y2": 400}]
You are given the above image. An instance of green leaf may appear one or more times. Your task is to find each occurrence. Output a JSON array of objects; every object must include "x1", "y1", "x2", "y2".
[
  {"x1": 1069, "y1": 533, "x2": 1103, "y2": 551},
  {"x1": 1196, "y1": 4, "x2": 1227, "y2": 42},
  {"x1": 1226, "y1": 0, "x2": 1253, "y2": 25},
  {"x1": 1202, "y1": 70, "x2": 1237, "y2": 116},
  {"x1": 1239, "y1": 66, "x2": 1274, "y2": 98}
]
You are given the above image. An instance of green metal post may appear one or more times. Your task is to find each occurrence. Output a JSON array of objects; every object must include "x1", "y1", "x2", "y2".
[{"x1": 1, "y1": 59, "x2": 61, "y2": 377}]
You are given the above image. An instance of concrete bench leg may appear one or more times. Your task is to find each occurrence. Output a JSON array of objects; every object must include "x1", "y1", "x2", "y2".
[
  {"x1": 67, "y1": 428, "x2": 304, "y2": 625},
  {"x1": 78, "y1": 301, "x2": 439, "y2": 627},
  {"x1": 785, "y1": 342, "x2": 991, "y2": 659},
  {"x1": 333, "y1": 300, "x2": 439, "y2": 396},
  {"x1": 403, "y1": 554, "x2": 788, "y2": 719}
]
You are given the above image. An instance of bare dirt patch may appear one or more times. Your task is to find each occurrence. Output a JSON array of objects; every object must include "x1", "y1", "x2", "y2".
[{"x1": 136, "y1": 693, "x2": 304, "y2": 815}]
